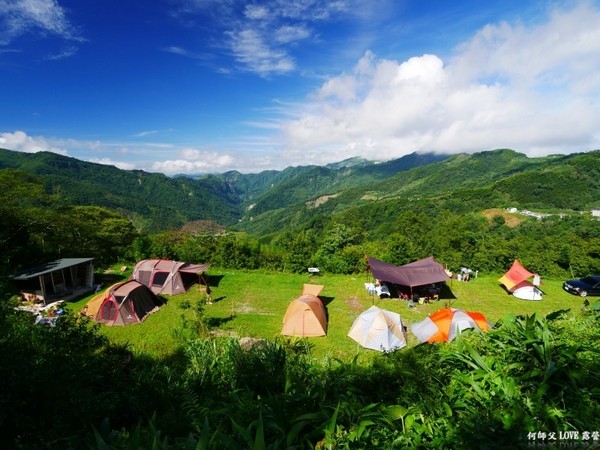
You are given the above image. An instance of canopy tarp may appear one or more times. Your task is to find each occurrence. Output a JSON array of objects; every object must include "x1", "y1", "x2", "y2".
[
  {"x1": 302, "y1": 284, "x2": 324, "y2": 296},
  {"x1": 367, "y1": 256, "x2": 450, "y2": 288},
  {"x1": 498, "y1": 260, "x2": 534, "y2": 292}
]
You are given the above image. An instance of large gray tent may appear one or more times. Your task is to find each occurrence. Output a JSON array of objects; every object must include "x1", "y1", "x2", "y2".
[
  {"x1": 132, "y1": 259, "x2": 210, "y2": 295},
  {"x1": 367, "y1": 256, "x2": 450, "y2": 288}
]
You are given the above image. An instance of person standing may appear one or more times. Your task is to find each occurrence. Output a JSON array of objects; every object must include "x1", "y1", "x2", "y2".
[{"x1": 205, "y1": 284, "x2": 212, "y2": 304}]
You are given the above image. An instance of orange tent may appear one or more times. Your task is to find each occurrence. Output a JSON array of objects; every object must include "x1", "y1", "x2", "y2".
[
  {"x1": 411, "y1": 307, "x2": 492, "y2": 343},
  {"x1": 281, "y1": 284, "x2": 327, "y2": 337}
]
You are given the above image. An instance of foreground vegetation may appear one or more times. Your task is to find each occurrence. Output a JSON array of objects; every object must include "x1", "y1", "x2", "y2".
[
  {"x1": 2, "y1": 270, "x2": 600, "y2": 449},
  {"x1": 0, "y1": 283, "x2": 600, "y2": 449}
]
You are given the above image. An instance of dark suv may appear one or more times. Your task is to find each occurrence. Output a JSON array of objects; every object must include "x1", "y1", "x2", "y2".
[{"x1": 563, "y1": 275, "x2": 600, "y2": 297}]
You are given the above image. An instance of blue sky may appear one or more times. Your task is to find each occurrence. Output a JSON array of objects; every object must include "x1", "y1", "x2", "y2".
[{"x1": 1, "y1": 0, "x2": 599, "y2": 175}]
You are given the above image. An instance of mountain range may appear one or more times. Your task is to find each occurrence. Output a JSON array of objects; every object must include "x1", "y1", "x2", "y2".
[{"x1": 1, "y1": 147, "x2": 599, "y2": 235}]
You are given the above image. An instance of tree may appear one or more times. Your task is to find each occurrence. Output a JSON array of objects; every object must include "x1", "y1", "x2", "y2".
[
  {"x1": 315, "y1": 223, "x2": 366, "y2": 273},
  {"x1": 0, "y1": 170, "x2": 55, "y2": 289},
  {"x1": 273, "y1": 229, "x2": 318, "y2": 273},
  {"x1": 38, "y1": 206, "x2": 138, "y2": 266}
]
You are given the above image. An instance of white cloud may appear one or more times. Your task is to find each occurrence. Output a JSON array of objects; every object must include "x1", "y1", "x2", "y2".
[
  {"x1": 0, "y1": 129, "x2": 276, "y2": 174},
  {"x1": 0, "y1": 0, "x2": 83, "y2": 44},
  {"x1": 227, "y1": 27, "x2": 295, "y2": 76},
  {"x1": 244, "y1": 4, "x2": 269, "y2": 20},
  {"x1": 133, "y1": 129, "x2": 174, "y2": 138},
  {"x1": 0, "y1": 130, "x2": 68, "y2": 155},
  {"x1": 274, "y1": 24, "x2": 310, "y2": 44},
  {"x1": 278, "y1": 2, "x2": 600, "y2": 164},
  {"x1": 151, "y1": 148, "x2": 237, "y2": 175},
  {"x1": 176, "y1": 0, "x2": 365, "y2": 76},
  {"x1": 87, "y1": 158, "x2": 137, "y2": 171},
  {"x1": 45, "y1": 44, "x2": 78, "y2": 60}
]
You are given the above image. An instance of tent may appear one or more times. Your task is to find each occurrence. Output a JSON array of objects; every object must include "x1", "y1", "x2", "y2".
[
  {"x1": 411, "y1": 307, "x2": 492, "y2": 343},
  {"x1": 511, "y1": 281, "x2": 543, "y2": 301},
  {"x1": 132, "y1": 259, "x2": 210, "y2": 295},
  {"x1": 84, "y1": 282, "x2": 121, "y2": 318},
  {"x1": 367, "y1": 256, "x2": 450, "y2": 290},
  {"x1": 499, "y1": 260, "x2": 542, "y2": 301},
  {"x1": 281, "y1": 284, "x2": 327, "y2": 337},
  {"x1": 348, "y1": 305, "x2": 407, "y2": 351},
  {"x1": 94, "y1": 280, "x2": 163, "y2": 326}
]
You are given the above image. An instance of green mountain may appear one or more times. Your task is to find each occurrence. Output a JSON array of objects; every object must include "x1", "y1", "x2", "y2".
[
  {"x1": 234, "y1": 148, "x2": 600, "y2": 237},
  {"x1": 0, "y1": 148, "x2": 446, "y2": 231},
  {"x1": 207, "y1": 152, "x2": 450, "y2": 215},
  {"x1": 0, "y1": 149, "x2": 243, "y2": 231},
  {"x1": 2, "y1": 147, "x2": 599, "y2": 237}
]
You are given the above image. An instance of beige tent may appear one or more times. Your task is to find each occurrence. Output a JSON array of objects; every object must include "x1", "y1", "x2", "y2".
[
  {"x1": 302, "y1": 283, "x2": 324, "y2": 296},
  {"x1": 132, "y1": 259, "x2": 210, "y2": 295},
  {"x1": 281, "y1": 284, "x2": 327, "y2": 337},
  {"x1": 348, "y1": 305, "x2": 407, "y2": 352},
  {"x1": 83, "y1": 282, "x2": 120, "y2": 318}
]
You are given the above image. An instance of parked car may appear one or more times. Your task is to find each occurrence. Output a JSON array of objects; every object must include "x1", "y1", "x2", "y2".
[{"x1": 563, "y1": 275, "x2": 600, "y2": 297}]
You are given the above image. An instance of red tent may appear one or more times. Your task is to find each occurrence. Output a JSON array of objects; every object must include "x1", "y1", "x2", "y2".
[
  {"x1": 95, "y1": 280, "x2": 162, "y2": 326},
  {"x1": 498, "y1": 260, "x2": 534, "y2": 291}
]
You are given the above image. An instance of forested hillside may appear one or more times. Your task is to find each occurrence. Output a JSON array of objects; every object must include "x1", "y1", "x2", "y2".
[
  {"x1": 0, "y1": 149, "x2": 243, "y2": 231},
  {"x1": 2, "y1": 147, "x2": 600, "y2": 288},
  {"x1": 0, "y1": 148, "x2": 447, "y2": 232},
  {"x1": 233, "y1": 149, "x2": 600, "y2": 241},
  {"x1": 207, "y1": 152, "x2": 450, "y2": 215}
]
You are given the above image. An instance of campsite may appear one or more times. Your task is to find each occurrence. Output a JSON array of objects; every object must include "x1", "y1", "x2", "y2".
[
  {"x1": 3, "y1": 148, "x2": 600, "y2": 448},
  {"x1": 68, "y1": 266, "x2": 589, "y2": 359}
]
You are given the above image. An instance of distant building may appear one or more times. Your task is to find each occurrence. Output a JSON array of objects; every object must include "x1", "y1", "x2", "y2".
[
  {"x1": 592, "y1": 209, "x2": 600, "y2": 218},
  {"x1": 520, "y1": 210, "x2": 550, "y2": 219}
]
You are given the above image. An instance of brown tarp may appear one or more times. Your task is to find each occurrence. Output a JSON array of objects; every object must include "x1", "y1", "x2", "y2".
[
  {"x1": 302, "y1": 284, "x2": 324, "y2": 296},
  {"x1": 367, "y1": 256, "x2": 450, "y2": 288}
]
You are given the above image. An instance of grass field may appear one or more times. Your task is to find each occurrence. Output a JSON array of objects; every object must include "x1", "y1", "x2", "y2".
[{"x1": 68, "y1": 268, "x2": 587, "y2": 362}]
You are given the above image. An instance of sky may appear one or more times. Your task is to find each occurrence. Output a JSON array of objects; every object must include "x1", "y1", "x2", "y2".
[{"x1": 1, "y1": 0, "x2": 600, "y2": 175}]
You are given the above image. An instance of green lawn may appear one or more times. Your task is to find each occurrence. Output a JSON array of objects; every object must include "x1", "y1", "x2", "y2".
[{"x1": 68, "y1": 269, "x2": 586, "y2": 362}]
